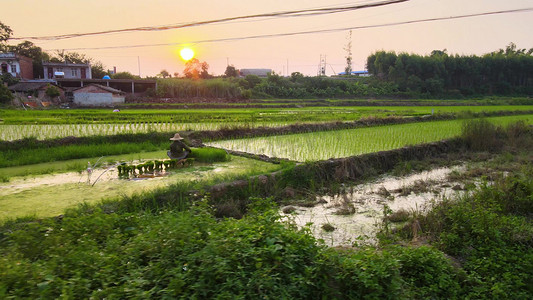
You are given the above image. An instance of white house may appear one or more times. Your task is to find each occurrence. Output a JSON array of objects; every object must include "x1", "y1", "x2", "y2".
[
  {"x1": 43, "y1": 62, "x2": 92, "y2": 80},
  {"x1": 73, "y1": 84, "x2": 125, "y2": 106}
]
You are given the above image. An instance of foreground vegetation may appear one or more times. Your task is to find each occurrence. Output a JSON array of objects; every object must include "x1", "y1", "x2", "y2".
[
  {"x1": 0, "y1": 120, "x2": 531, "y2": 298},
  {"x1": 1, "y1": 173, "x2": 531, "y2": 298}
]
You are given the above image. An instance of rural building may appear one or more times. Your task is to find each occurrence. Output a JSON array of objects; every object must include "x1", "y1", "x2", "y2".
[
  {"x1": 8, "y1": 81, "x2": 65, "y2": 106},
  {"x1": 336, "y1": 70, "x2": 370, "y2": 77},
  {"x1": 56, "y1": 78, "x2": 156, "y2": 95},
  {"x1": 42, "y1": 62, "x2": 92, "y2": 80},
  {"x1": 0, "y1": 53, "x2": 34, "y2": 79},
  {"x1": 239, "y1": 68, "x2": 272, "y2": 77},
  {"x1": 73, "y1": 84, "x2": 125, "y2": 106}
]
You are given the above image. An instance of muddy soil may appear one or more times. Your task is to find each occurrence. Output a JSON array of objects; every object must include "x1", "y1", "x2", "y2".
[{"x1": 281, "y1": 165, "x2": 468, "y2": 247}]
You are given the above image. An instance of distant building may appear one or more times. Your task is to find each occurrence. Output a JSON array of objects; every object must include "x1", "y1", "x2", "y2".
[
  {"x1": 42, "y1": 62, "x2": 92, "y2": 80},
  {"x1": 337, "y1": 70, "x2": 370, "y2": 77},
  {"x1": 8, "y1": 81, "x2": 65, "y2": 105},
  {"x1": 239, "y1": 68, "x2": 272, "y2": 77},
  {"x1": 0, "y1": 53, "x2": 34, "y2": 79},
  {"x1": 72, "y1": 84, "x2": 125, "y2": 106}
]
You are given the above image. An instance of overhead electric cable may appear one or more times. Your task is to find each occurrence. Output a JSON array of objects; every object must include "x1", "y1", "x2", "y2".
[
  {"x1": 44, "y1": 7, "x2": 533, "y2": 52},
  {"x1": 11, "y1": 0, "x2": 407, "y2": 41}
]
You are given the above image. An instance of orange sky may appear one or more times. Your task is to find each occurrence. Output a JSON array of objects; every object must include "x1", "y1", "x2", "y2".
[{"x1": 3, "y1": 0, "x2": 533, "y2": 77}]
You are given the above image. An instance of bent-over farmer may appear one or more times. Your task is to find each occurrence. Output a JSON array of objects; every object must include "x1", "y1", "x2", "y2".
[{"x1": 167, "y1": 133, "x2": 191, "y2": 160}]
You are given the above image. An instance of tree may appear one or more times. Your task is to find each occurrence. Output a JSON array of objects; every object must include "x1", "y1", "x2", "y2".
[
  {"x1": 7, "y1": 41, "x2": 50, "y2": 78},
  {"x1": 1, "y1": 73, "x2": 19, "y2": 86},
  {"x1": 158, "y1": 69, "x2": 171, "y2": 78},
  {"x1": 244, "y1": 75, "x2": 261, "y2": 88},
  {"x1": 0, "y1": 21, "x2": 12, "y2": 50},
  {"x1": 183, "y1": 58, "x2": 210, "y2": 79},
  {"x1": 91, "y1": 62, "x2": 108, "y2": 79},
  {"x1": 290, "y1": 72, "x2": 304, "y2": 83},
  {"x1": 0, "y1": 83, "x2": 13, "y2": 105},
  {"x1": 112, "y1": 71, "x2": 140, "y2": 80},
  {"x1": 53, "y1": 51, "x2": 91, "y2": 64},
  {"x1": 45, "y1": 85, "x2": 60, "y2": 98},
  {"x1": 224, "y1": 65, "x2": 238, "y2": 77}
]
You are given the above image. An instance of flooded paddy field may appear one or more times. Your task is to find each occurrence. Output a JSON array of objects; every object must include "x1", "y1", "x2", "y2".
[
  {"x1": 0, "y1": 155, "x2": 283, "y2": 222},
  {"x1": 282, "y1": 165, "x2": 469, "y2": 246}
]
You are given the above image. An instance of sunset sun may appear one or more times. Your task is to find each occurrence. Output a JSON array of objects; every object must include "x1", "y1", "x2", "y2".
[{"x1": 180, "y1": 48, "x2": 195, "y2": 61}]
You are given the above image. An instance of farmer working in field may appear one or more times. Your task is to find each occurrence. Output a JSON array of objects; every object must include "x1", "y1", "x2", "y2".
[{"x1": 167, "y1": 133, "x2": 191, "y2": 160}]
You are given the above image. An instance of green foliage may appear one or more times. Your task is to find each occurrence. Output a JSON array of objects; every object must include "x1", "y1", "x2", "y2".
[
  {"x1": 5, "y1": 41, "x2": 50, "y2": 78},
  {"x1": 0, "y1": 134, "x2": 171, "y2": 167},
  {"x1": 111, "y1": 71, "x2": 140, "y2": 80},
  {"x1": 45, "y1": 85, "x2": 60, "y2": 98},
  {"x1": 0, "y1": 195, "x2": 474, "y2": 299},
  {"x1": 188, "y1": 147, "x2": 230, "y2": 163},
  {"x1": 389, "y1": 246, "x2": 462, "y2": 299},
  {"x1": 224, "y1": 65, "x2": 238, "y2": 77},
  {"x1": 367, "y1": 44, "x2": 533, "y2": 97},
  {"x1": 0, "y1": 73, "x2": 19, "y2": 86},
  {"x1": 244, "y1": 74, "x2": 261, "y2": 88},
  {"x1": 156, "y1": 78, "x2": 243, "y2": 99},
  {"x1": 398, "y1": 169, "x2": 533, "y2": 298},
  {"x1": 461, "y1": 119, "x2": 503, "y2": 151},
  {"x1": 211, "y1": 115, "x2": 533, "y2": 162},
  {"x1": 0, "y1": 83, "x2": 13, "y2": 104},
  {"x1": 91, "y1": 62, "x2": 108, "y2": 79},
  {"x1": 0, "y1": 21, "x2": 13, "y2": 45}
]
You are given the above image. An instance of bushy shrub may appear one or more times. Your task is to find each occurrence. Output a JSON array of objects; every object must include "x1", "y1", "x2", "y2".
[
  {"x1": 0, "y1": 83, "x2": 13, "y2": 104},
  {"x1": 45, "y1": 85, "x2": 60, "y2": 98},
  {"x1": 461, "y1": 119, "x2": 503, "y2": 151},
  {"x1": 405, "y1": 170, "x2": 533, "y2": 299}
]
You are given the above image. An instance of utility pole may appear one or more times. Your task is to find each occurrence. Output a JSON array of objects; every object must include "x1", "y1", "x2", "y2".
[
  {"x1": 226, "y1": 57, "x2": 229, "y2": 66},
  {"x1": 344, "y1": 30, "x2": 353, "y2": 75},
  {"x1": 137, "y1": 56, "x2": 141, "y2": 77},
  {"x1": 287, "y1": 59, "x2": 289, "y2": 76}
]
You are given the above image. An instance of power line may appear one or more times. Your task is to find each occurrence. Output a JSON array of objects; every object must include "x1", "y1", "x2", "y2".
[
  {"x1": 11, "y1": 0, "x2": 407, "y2": 41},
  {"x1": 44, "y1": 7, "x2": 533, "y2": 52}
]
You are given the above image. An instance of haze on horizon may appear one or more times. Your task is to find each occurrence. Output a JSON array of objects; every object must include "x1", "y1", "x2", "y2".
[{"x1": 3, "y1": 0, "x2": 532, "y2": 77}]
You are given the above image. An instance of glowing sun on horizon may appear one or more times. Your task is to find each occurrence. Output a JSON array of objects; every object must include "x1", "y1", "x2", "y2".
[{"x1": 180, "y1": 48, "x2": 195, "y2": 61}]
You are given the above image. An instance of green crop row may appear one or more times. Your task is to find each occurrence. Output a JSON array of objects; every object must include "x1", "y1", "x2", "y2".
[
  {"x1": 2, "y1": 106, "x2": 533, "y2": 141},
  {"x1": 2, "y1": 105, "x2": 533, "y2": 125},
  {"x1": 209, "y1": 115, "x2": 533, "y2": 161}
]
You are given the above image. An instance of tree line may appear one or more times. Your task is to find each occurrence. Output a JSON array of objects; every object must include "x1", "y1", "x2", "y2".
[{"x1": 367, "y1": 43, "x2": 533, "y2": 97}]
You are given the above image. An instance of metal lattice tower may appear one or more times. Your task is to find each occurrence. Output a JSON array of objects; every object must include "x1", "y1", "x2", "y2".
[{"x1": 317, "y1": 54, "x2": 327, "y2": 76}]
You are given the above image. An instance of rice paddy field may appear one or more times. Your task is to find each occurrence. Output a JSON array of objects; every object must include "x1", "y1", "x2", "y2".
[
  {"x1": 208, "y1": 114, "x2": 533, "y2": 161},
  {"x1": 1, "y1": 105, "x2": 532, "y2": 140},
  {"x1": 2, "y1": 102, "x2": 533, "y2": 298},
  {"x1": 0, "y1": 122, "x2": 303, "y2": 141}
]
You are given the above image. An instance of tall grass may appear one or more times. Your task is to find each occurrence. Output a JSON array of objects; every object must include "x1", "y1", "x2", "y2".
[{"x1": 156, "y1": 78, "x2": 243, "y2": 99}]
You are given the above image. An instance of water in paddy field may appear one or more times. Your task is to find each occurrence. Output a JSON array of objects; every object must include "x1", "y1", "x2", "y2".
[{"x1": 281, "y1": 165, "x2": 468, "y2": 247}]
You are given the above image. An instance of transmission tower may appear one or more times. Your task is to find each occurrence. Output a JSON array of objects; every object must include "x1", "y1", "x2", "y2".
[{"x1": 317, "y1": 54, "x2": 327, "y2": 76}]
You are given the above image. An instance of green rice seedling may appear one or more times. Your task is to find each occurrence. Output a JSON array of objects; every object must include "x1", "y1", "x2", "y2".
[
  {"x1": 209, "y1": 115, "x2": 533, "y2": 162},
  {"x1": 188, "y1": 147, "x2": 231, "y2": 163}
]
